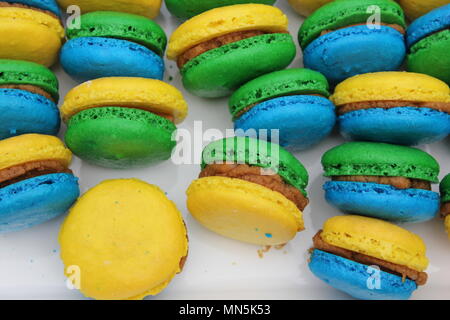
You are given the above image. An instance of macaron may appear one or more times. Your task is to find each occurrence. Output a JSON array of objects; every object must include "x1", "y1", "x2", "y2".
[
  {"x1": 321, "y1": 142, "x2": 440, "y2": 223},
  {"x1": 0, "y1": 59, "x2": 60, "y2": 139},
  {"x1": 61, "y1": 11, "x2": 166, "y2": 82},
  {"x1": 398, "y1": 0, "x2": 450, "y2": 20},
  {"x1": 298, "y1": 0, "x2": 406, "y2": 84},
  {"x1": 332, "y1": 72, "x2": 450, "y2": 146},
  {"x1": 167, "y1": 4, "x2": 296, "y2": 98},
  {"x1": 440, "y1": 174, "x2": 450, "y2": 238},
  {"x1": 59, "y1": 179, "x2": 188, "y2": 300},
  {"x1": 0, "y1": 0, "x2": 64, "y2": 67},
  {"x1": 186, "y1": 136, "x2": 309, "y2": 245},
  {"x1": 165, "y1": 0, "x2": 276, "y2": 20},
  {"x1": 0, "y1": 134, "x2": 80, "y2": 233},
  {"x1": 406, "y1": 4, "x2": 450, "y2": 85},
  {"x1": 61, "y1": 77, "x2": 188, "y2": 169},
  {"x1": 57, "y1": 0, "x2": 162, "y2": 18},
  {"x1": 309, "y1": 215, "x2": 429, "y2": 300},
  {"x1": 287, "y1": 0, "x2": 332, "y2": 16},
  {"x1": 229, "y1": 68, "x2": 336, "y2": 150}
]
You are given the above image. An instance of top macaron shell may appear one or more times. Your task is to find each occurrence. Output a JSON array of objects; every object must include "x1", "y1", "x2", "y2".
[
  {"x1": 61, "y1": 11, "x2": 166, "y2": 82},
  {"x1": 299, "y1": 0, "x2": 407, "y2": 84},
  {"x1": 398, "y1": 0, "x2": 450, "y2": 21},
  {"x1": 4, "y1": 0, "x2": 61, "y2": 16},
  {"x1": 440, "y1": 174, "x2": 450, "y2": 203},
  {"x1": 287, "y1": 0, "x2": 333, "y2": 17}
]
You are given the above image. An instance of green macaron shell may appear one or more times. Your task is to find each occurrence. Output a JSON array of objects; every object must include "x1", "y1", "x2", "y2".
[
  {"x1": 182, "y1": 33, "x2": 296, "y2": 98},
  {"x1": 201, "y1": 136, "x2": 309, "y2": 196},
  {"x1": 408, "y1": 30, "x2": 450, "y2": 85},
  {"x1": 66, "y1": 11, "x2": 167, "y2": 56},
  {"x1": 298, "y1": 0, "x2": 406, "y2": 48},
  {"x1": 65, "y1": 107, "x2": 176, "y2": 169},
  {"x1": 440, "y1": 174, "x2": 450, "y2": 203},
  {"x1": 322, "y1": 142, "x2": 440, "y2": 183},
  {"x1": 165, "y1": 0, "x2": 276, "y2": 20},
  {"x1": 229, "y1": 68, "x2": 330, "y2": 119},
  {"x1": 0, "y1": 59, "x2": 59, "y2": 101}
]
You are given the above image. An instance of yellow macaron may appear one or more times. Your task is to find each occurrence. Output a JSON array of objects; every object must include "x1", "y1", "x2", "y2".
[
  {"x1": 59, "y1": 179, "x2": 188, "y2": 300},
  {"x1": 57, "y1": 0, "x2": 162, "y2": 18},
  {"x1": 287, "y1": 0, "x2": 333, "y2": 16},
  {"x1": 397, "y1": 0, "x2": 450, "y2": 20}
]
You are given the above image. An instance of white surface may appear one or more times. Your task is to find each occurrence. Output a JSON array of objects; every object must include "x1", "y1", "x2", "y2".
[{"x1": 0, "y1": 1, "x2": 449, "y2": 300}]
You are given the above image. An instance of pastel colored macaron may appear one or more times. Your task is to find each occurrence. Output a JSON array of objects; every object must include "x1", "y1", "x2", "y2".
[
  {"x1": 57, "y1": 0, "x2": 162, "y2": 18},
  {"x1": 309, "y1": 215, "x2": 429, "y2": 300},
  {"x1": 0, "y1": 59, "x2": 60, "y2": 139},
  {"x1": 298, "y1": 0, "x2": 406, "y2": 84},
  {"x1": 186, "y1": 136, "x2": 309, "y2": 245},
  {"x1": 229, "y1": 68, "x2": 336, "y2": 150},
  {"x1": 61, "y1": 11, "x2": 166, "y2": 82},
  {"x1": 406, "y1": 4, "x2": 450, "y2": 85},
  {"x1": 0, "y1": 134, "x2": 80, "y2": 233},
  {"x1": 332, "y1": 72, "x2": 450, "y2": 146},
  {"x1": 61, "y1": 77, "x2": 188, "y2": 169},
  {"x1": 440, "y1": 174, "x2": 450, "y2": 238},
  {"x1": 322, "y1": 142, "x2": 440, "y2": 223},
  {"x1": 0, "y1": 0, "x2": 64, "y2": 66},
  {"x1": 59, "y1": 179, "x2": 188, "y2": 300},
  {"x1": 165, "y1": 0, "x2": 276, "y2": 19},
  {"x1": 287, "y1": 0, "x2": 332, "y2": 16},
  {"x1": 167, "y1": 4, "x2": 296, "y2": 98},
  {"x1": 397, "y1": 0, "x2": 450, "y2": 20}
]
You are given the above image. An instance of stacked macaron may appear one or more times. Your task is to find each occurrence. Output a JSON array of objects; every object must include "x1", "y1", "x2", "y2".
[
  {"x1": 167, "y1": 4, "x2": 296, "y2": 97},
  {"x1": 440, "y1": 174, "x2": 450, "y2": 237}
]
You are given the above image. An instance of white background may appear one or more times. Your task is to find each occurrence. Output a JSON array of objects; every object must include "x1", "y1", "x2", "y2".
[{"x1": 0, "y1": 0, "x2": 449, "y2": 300}]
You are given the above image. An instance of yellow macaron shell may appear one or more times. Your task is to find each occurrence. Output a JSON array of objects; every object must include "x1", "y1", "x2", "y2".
[
  {"x1": 332, "y1": 72, "x2": 450, "y2": 106},
  {"x1": 445, "y1": 216, "x2": 450, "y2": 239},
  {"x1": 167, "y1": 4, "x2": 289, "y2": 60},
  {"x1": 0, "y1": 134, "x2": 72, "y2": 171},
  {"x1": 287, "y1": 0, "x2": 333, "y2": 16},
  {"x1": 60, "y1": 77, "x2": 188, "y2": 124},
  {"x1": 186, "y1": 176, "x2": 304, "y2": 246},
  {"x1": 59, "y1": 179, "x2": 188, "y2": 300},
  {"x1": 57, "y1": 0, "x2": 162, "y2": 18},
  {"x1": 0, "y1": 7, "x2": 64, "y2": 66},
  {"x1": 397, "y1": 0, "x2": 449, "y2": 20},
  {"x1": 321, "y1": 215, "x2": 429, "y2": 272}
]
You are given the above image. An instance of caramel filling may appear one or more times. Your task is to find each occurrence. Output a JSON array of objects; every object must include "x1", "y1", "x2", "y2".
[
  {"x1": 332, "y1": 175, "x2": 431, "y2": 191},
  {"x1": 312, "y1": 231, "x2": 428, "y2": 286},
  {"x1": 320, "y1": 23, "x2": 405, "y2": 36},
  {"x1": 200, "y1": 163, "x2": 309, "y2": 211},
  {"x1": 441, "y1": 202, "x2": 450, "y2": 218},
  {"x1": 0, "y1": 84, "x2": 54, "y2": 102},
  {"x1": 338, "y1": 100, "x2": 450, "y2": 115},
  {"x1": 0, "y1": 1, "x2": 59, "y2": 20}
]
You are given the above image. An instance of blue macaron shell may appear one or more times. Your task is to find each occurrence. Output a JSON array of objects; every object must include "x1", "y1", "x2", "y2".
[
  {"x1": 4, "y1": 0, "x2": 61, "y2": 16},
  {"x1": 407, "y1": 4, "x2": 450, "y2": 47},
  {"x1": 339, "y1": 107, "x2": 450, "y2": 146},
  {"x1": 0, "y1": 89, "x2": 60, "y2": 140},
  {"x1": 0, "y1": 173, "x2": 80, "y2": 233},
  {"x1": 303, "y1": 25, "x2": 406, "y2": 84},
  {"x1": 309, "y1": 249, "x2": 417, "y2": 300},
  {"x1": 60, "y1": 37, "x2": 164, "y2": 82},
  {"x1": 323, "y1": 181, "x2": 440, "y2": 223},
  {"x1": 234, "y1": 95, "x2": 336, "y2": 151}
]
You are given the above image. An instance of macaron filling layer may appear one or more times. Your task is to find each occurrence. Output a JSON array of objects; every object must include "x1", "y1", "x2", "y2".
[
  {"x1": 331, "y1": 175, "x2": 431, "y2": 191},
  {"x1": 200, "y1": 163, "x2": 309, "y2": 211},
  {"x1": 312, "y1": 231, "x2": 427, "y2": 285},
  {"x1": 441, "y1": 202, "x2": 450, "y2": 218},
  {"x1": 337, "y1": 100, "x2": 450, "y2": 115},
  {"x1": 0, "y1": 84, "x2": 53, "y2": 102}
]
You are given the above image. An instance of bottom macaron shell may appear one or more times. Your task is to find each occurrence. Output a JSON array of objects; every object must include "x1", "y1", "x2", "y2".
[
  {"x1": 0, "y1": 173, "x2": 80, "y2": 234},
  {"x1": 186, "y1": 176, "x2": 303, "y2": 245},
  {"x1": 339, "y1": 107, "x2": 450, "y2": 146},
  {"x1": 60, "y1": 37, "x2": 164, "y2": 82},
  {"x1": 65, "y1": 107, "x2": 177, "y2": 169},
  {"x1": 324, "y1": 181, "x2": 440, "y2": 223},
  {"x1": 304, "y1": 26, "x2": 405, "y2": 84},
  {"x1": 234, "y1": 95, "x2": 336, "y2": 151},
  {"x1": 445, "y1": 216, "x2": 450, "y2": 239},
  {"x1": 309, "y1": 250, "x2": 417, "y2": 300},
  {"x1": 181, "y1": 33, "x2": 296, "y2": 98},
  {"x1": 0, "y1": 89, "x2": 60, "y2": 139}
]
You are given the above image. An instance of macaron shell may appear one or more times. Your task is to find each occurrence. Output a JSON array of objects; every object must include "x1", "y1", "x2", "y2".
[
  {"x1": 324, "y1": 181, "x2": 440, "y2": 223},
  {"x1": 303, "y1": 25, "x2": 406, "y2": 84},
  {"x1": 60, "y1": 37, "x2": 164, "y2": 82},
  {"x1": 398, "y1": 0, "x2": 450, "y2": 20},
  {"x1": 339, "y1": 106, "x2": 450, "y2": 146},
  {"x1": 186, "y1": 176, "x2": 303, "y2": 245},
  {"x1": 181, "y1": 33, "x2": 296, "y2": 98},
  {"x1": 287, "y1": 0, "x2": 332, "y2": 17},
  {"x1": 0, "y1": 89, "x2": 60, "y2": 139},
  {"x1": 234, "y1": 95, "x2": 336, "y2": 150},
  {"x1": 0, "y1": 173, "x2": 80, "y2": 233},
  {"x1": 445, "y1": 215, "x2": 450, "y2": 239},
  {"x1": 309, "y1": 249, "x2": 417, "y2": 300},
  {"x1": 4, "y1": 0, "x2": 61, "y2": 16},
  {"x1": 440, "y1": 174, "x2": 450, "y2": 202}
]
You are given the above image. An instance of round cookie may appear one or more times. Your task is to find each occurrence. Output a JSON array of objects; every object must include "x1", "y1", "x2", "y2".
[
  {"x1": 287, "y1": 0, "x2": 332, "y2": 16},
  {"x1": 59, "y1": 179, "x2": 188, "y2": 300},
  {"x1": 397, "y1": 0, "x2": 450, "y2": 20}
]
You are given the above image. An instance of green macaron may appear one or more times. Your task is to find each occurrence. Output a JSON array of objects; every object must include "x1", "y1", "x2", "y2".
[{"x1": 440, "y1": 174, "x2": 450, "y2": 203}]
